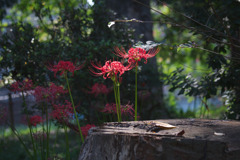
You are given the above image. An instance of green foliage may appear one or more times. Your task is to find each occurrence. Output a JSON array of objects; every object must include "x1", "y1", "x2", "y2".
[
  {"x1": 0, "y1": 0, "x2": 135, "y2": 122},
  {"x1": 152, "y1": 0, "x2": 240, "y2": 119},
  {"x1": 0, "y1": 126, "x2": 80, "y2": 160}
]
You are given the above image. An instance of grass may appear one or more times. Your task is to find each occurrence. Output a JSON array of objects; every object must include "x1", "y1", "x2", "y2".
[{"x1": 0, "y1": 124, "x2": 81, "y2": 160}]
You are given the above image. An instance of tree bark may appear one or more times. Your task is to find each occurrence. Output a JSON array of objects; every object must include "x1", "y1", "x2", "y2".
[{"x1": 79, "y1": 119, "x2": 240, "y2": 160}]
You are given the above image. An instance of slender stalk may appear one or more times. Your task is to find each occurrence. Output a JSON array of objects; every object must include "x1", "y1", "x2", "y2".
[
  {"x1": 41, "y1": 104, "x2": 46, "y2": 160},
  {"x1": 21, "y1": 91, "x2": 26, "y2": 109},
  {"x1": 34, "y1": 127, "x2": 40, "y2": 160},
  {"x1": 135, "y1": 65, "x2": 138, "y2": 121},
  {"x1": 22, "y1": 93, "x2": 37, "y2": 160},
  {"x1": 28, "y1": 124, "x2": 37, "y2": 160},
  {"x1": 53, "y1": 126, "x2": 60, "y2": 156},
  {"x1": 11, "y1": 127, "x2": 33, "y2": 159},
  {"x1": 64, "y1": 126, "x2": 70, "y2": 160},
  {"x1": 45, "y1": 107, "x2": 50, "y2": 159},
  {"x1": 116, "y1": 83, "x2": 122, "y2": 121},
  {"x1": 39, "y1": 133, "x2": 43, "y2": 160},
  {"x1": 113, "y1": 82, "x2": 120, "y2": 122},
  {"x1": 64, "y1": 74, "x2": 84, "y2": 143}
]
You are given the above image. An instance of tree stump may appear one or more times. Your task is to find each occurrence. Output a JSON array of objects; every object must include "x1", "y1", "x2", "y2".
[{"x1": 79, "y1": 119, "x2": 240, "y2": 160}]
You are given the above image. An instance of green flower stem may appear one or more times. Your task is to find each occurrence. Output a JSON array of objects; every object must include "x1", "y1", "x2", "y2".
[
  {"x1": 53, "y1": 126, "x2": 60, "y2": 155},
  {"x1": 39, "y1": 132, "x2": 43, "y2": 160},
  {"x1": 45, "y1": 107, "x2": 50, "y2": 159},
  {"x1": 135, "y1": 65, "x2": 138, "y2": 121},
  {"x1": 22, "y1": 94, "x2": 37, "y2": 160},
  {"x1": 117, "y1": 83, "x2": 122, "y2": 121},
  {"x1": 65, "y1": 74, "x2": 84, "y2": 143},
  {"x1": 21, "y1": 91, "x2": 26, "y2": 108},
  {"x1": 113, "y1": 82, "x2": 120, "y2": 122},
  {"x1": 64, "y1": 125, "x2": 70, "y2": 160},
  {"x1": 41, "y1": 104, "x2": 46, "y2": 160},
  {"x1": 28, "y1": 124, "x2": 37, "y2": 160},
  {"x1": 11, "y1": 127, "x2": 33, "y2": 159}
]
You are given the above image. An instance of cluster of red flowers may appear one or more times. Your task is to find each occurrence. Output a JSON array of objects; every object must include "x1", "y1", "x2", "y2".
[
  {"x1": 48, "y1": 60, "x2": 84, "y2": 77},
  {"x1": 81, "y1": 124, "x2": 96, "y2": 137},
  {"x1": 51, "y1": 100, "x2": 74, "y2": 121},
  {"x1": 90, "y1": 47, "x2": 159, "y2": 82},
  {"x1": 90, "y1": 60, "x2": 133, "y2": 82},
  {"x1": 10, "y1": 79, "x2": 33, "y2": 93},
  {"x1": 29, "y1": 115, "x2": 43, "y2": 126},
  {"x1": 34, "y1": 83, "x2": 67, "y2": 104},
  {"x1": 114, "y1": 47, "x2": 160, "y2": 65},
  {"x1": 101, "y1": 103, "x2": 135, "y2": 117},
  {"x1": 87, "y1": 83, "x2": 111, "y2": 97}
]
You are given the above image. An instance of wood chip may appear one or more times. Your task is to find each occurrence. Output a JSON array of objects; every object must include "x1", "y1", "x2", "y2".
[
  {"x1": 150, "y1": 121, "x2": 176, "y2": 129},
  {"x1": 176, "y1": 130, "x2": 185, "y2": 136},
  {"x1": 214, "y1": 132, "x2": 225, "y2": 136}
]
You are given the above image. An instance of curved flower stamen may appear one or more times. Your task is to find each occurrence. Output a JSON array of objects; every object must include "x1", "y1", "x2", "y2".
[
  {"x1": 89, "y1": 60, "x2": 133, "y2": 82},
  {"x1": 114, "y1": 47, "x2": 160, "y2": 65}
]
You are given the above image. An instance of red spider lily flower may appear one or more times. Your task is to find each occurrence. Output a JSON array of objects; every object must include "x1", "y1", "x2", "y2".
[
  {"x1": 101, "y1": 103, "x2": 116, "y2": 114},
  {"x1": 101, "y1": 102, "x2": 135, "y2": 117},
  {"x1": 10, "y1": 79, "x2": 33, "y2": 93},
  {"x1": 81, "y1": 124, "x2": 96, "y2": 137},
  {"x1": 114, "y1": 47, "x2": 160, "y2": 65},
  {"x1": 89, "y1": 60, "x2": 133, "y2": 82},
  {"x1": 87, "y1": 83, "x2": 111, "y2": 97},
  {"x1": 51, "y1": 100, "x2": 74, "y2": 121},
  {"x1": 29, "y1": 115, "x2": 43, "y2": 126},
  {"x1": 121, "y1": 103, "x2": 135, "y2": 117},
  {"x1": 48, "y1": 61, "x2": 84, "y2": 77},
  {"x1": 34, "y1": 83, "x2": 67, "y2": 104}
]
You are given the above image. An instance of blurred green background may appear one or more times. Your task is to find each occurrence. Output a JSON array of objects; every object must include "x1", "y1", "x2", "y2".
[{"x1": 1, "y1": 0, "x2": 240, "y2": 159}]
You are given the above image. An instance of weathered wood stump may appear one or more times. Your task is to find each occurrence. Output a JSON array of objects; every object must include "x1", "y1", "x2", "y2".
[{"x1": 79, "y1": 119, "x2": 240, "y2": 160}]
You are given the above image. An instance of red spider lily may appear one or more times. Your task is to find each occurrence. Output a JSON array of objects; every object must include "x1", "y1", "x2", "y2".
[
  {"x1": 87, "y1": 83, "x2": 111, "y2": 97},
  {"x1": 34, "y1": 83, "x2": 67, "y2": 104},
  {"x1": 101, "y1": 102, "x2": 135, "y2": 117},
  {"x1": 89, "y1": 60, "x2": 133, "y2": 82},
  {"x1": 10, "y1": 79, "x2": 33, "y2": 93},
  {"x1": 51, "y1": 100, "x2": 74, "y2": 121},
  {"x1": 29, "y1": 115, "x2": 43, "y2": 126},
  {"x1": 48, "y1": 61, "x2": 84, "y2": 77},
  {"x1": 81, "y1": 124, "x2": 96, "y2": 137},
  {"x1": 114, "y1": 47, "x2": 160, "y2": 65}
]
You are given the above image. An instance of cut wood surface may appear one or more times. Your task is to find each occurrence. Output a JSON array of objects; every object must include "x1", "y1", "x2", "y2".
[{"x1": 79, "y1": 119, "x2": 240, "y2": 160}]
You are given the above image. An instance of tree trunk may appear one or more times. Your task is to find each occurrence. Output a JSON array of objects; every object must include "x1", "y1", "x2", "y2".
[{"x1": 79, "y1": 119, "x2": 240, "y2": 160}]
